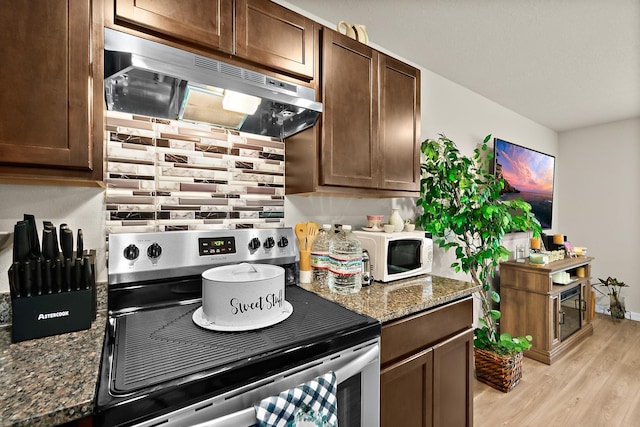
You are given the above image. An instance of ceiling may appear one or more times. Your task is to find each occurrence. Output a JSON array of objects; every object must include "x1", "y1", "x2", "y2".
[{"x1": 281, "y1": 0, "x2": 640, "y2": 133}]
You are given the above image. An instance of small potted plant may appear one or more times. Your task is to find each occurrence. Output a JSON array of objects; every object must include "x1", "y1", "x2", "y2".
[
  {"x1": 416, "y1": 133, "x2": 542, "y2": 392},
  {"x1": 593, "y1": 276, "x2": 628, "y2": 320}
]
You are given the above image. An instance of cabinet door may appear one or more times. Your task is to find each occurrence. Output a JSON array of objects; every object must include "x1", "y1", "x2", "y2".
[
  {"x1": 321, "y1": 30, "x2": 378, "y2": 189},
  {"x1": 551, "y1": 295, "x2": 560, "y2": 346},
  {"x1": 580, "y1": 282, "x2": 589, "y2": 324},
  {"x1": 0, "y1": 0, "x2": 102, "y2": 181},
  {"x1": 433, "y1": 328, "x2": 474, "y2": 427},
  {"x1": 114, "y1": 0, "x2": 233, "y2": 53},
  {"x1": 235, "y1": 0, "x2": 314, "y2": 79},
  {"x1": 381, "y1": 347, "x2": 434, "y2": 427},
  {"x1": 378, "y1": 54, "x2": 421, "y2": 191}
]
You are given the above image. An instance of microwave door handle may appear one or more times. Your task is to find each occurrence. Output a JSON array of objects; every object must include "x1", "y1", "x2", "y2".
[{"x1": 190, "y1": 344, "x2": 380, "y2": 427}]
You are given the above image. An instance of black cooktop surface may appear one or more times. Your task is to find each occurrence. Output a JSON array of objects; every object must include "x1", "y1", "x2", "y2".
[{"x1": 111, "y1": 286, "x2": 377, "y2": 394}]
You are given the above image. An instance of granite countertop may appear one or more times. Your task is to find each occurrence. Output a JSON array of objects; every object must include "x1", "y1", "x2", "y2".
[
  {"x1": 0, "y1": 285, "x2": 107, "y2": 427},
  {"x1": 300, "y1": 274, "x2": 480, "y2": 324},
  {"x1": 0, "y1": 274, "x2": 477, "y2": 426}
]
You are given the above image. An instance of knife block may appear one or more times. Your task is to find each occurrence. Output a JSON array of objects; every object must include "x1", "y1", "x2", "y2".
[{"x1": 8, "y1": 251, "x2": 97, "y2": 343}]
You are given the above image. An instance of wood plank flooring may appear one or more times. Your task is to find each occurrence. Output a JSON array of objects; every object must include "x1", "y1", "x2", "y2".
[{"x1": 474, "y1": 314, "x2": 640, "y2": 426}]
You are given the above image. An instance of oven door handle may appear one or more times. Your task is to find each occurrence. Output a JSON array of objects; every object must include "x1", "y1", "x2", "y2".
[
  {"x1": 191, "y1": 343, "x2": 380, "y2": 427},
  {"x1": 335, "y1": 343, "x2": 379, "y2": 383}
]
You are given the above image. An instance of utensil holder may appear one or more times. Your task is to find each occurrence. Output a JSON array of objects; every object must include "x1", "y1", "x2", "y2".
[{"x1": 299, "y1": 250, "x2": 312, "y2": 283}]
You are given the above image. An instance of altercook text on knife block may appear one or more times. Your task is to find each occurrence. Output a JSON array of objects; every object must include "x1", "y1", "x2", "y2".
[{"x1": 11, "y1": 289, "x2": 93, "y2": 342}]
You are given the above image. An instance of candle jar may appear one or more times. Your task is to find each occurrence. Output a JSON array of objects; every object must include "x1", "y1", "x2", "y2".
[{"x1": 530, "y1": 237, "x2": 541, "y2": 253}]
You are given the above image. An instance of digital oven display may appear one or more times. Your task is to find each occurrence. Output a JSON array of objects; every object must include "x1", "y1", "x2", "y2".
[{"x1": 198, "y1": 237, "x2": 236, "y2": 256}]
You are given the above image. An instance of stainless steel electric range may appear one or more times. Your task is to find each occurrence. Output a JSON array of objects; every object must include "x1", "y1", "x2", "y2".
[{"x1": 95, "y1": 228, "x2": 381, "y2": 427}]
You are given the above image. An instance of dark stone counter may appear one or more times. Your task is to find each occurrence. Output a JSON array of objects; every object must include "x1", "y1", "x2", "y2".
[
  {"x1": 299, "y1": 274, "x2": 479, "y2": 323},
  {"x1": 0, "y1": 285, "x2": 107, "y2": 426}
]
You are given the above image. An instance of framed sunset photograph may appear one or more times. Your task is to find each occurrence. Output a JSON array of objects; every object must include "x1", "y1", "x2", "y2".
[{"x1": 493, "y1": 138, "x2": 555, "y2": 229}]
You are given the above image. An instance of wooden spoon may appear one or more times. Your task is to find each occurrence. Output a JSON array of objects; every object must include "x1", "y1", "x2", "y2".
[
  {"x1": 294, "y1": 222, "x2": 307, "y2": 249},
  {"x1": 305, "y1": 222, "x2": 319, "y2": 250}
]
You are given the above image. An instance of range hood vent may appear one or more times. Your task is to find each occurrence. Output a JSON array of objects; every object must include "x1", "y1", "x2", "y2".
[{"x1": 104, "y1": 28, "x2": 321, "y2": 139}]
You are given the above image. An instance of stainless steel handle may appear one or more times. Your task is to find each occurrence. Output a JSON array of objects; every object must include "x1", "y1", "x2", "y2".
[
  {"x1": 335, "y1": 343, "x2": 379, "y2": 383},
  {"x1": 191, "y1": 344, "x2": 380, "y2": 427},
  {"x1": 559, "y1": 311, "x2": 565, "y2": 325},
  {"x1": 192, "y1": 408, "x2": 255, "y2": 427}
]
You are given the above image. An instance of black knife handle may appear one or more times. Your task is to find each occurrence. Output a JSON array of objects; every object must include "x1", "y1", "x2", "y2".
[
  {"x1": 9, "y1": 262, "x2": 20, "y2": 298},
  {"x1": 64, "y1": 259, "x2": 72, "y2": 292},
  {"x1": 44, "y1": 259, "x2": 52, "y2": 294},
  {"x1": 53, "y1": 258, "x2": 63, "y2": 293},
  {"x1": 21, "y1": 261, "x2": 32, "y2": 297},
  {"x1": 24, "y1": 214, "x2": 41, "y2": 259},
  {"x1": 74, "y1": 259, "x2": 82, "y2": 291},
  {"x1": 44, "y1": 223, "x2": 61, "y2": 260},
  {"x1": 34, "y1": 257, "x2": 43, "y2": 296},
  {"x1": 83, "y1": 256, "x2": 93, "y2": 290},
  {"x1": 76, "y1": 229, "x2": 84, "y2": 259},
  {"x1": 13, "y1": 221, "x2": 30, "y2": 263},
  {"x1": 61, "y1": 229, "x2": 74, "y2": 261},
  {"x1": 42, "y1": 228, "x2": 54, "y2": 261}
]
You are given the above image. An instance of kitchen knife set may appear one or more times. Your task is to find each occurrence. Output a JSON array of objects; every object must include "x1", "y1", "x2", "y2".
[
  {"x1": 10, "y1": 215, "x2": 92, "y2": 298},
  {"x1": 8, "y1": 214, "x2": 96, "y2": 343}
]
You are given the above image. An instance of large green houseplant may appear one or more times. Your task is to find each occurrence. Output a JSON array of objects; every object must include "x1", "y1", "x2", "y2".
[{"x1": 416, "y1": 133, "x2": 542, "y2": 391}]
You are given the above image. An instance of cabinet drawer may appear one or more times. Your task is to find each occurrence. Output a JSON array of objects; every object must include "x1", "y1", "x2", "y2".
[{"x1": 381, "y1": 297, "x2": 472, "y2": 365}]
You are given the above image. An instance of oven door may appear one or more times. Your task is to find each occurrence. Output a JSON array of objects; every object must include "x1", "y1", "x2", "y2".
[{"x1": 133, "y1": 338, "x2": 380, "y2": 427}]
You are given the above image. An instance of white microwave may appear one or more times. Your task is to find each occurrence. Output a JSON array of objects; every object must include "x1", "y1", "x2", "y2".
[{"x1": 353, "y1": 230, "x2": 433, "y2": 283}]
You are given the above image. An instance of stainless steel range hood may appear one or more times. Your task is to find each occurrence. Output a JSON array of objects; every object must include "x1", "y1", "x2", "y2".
[{"x1": 104, "y1": 28, "x2": 321, "y2": 139}]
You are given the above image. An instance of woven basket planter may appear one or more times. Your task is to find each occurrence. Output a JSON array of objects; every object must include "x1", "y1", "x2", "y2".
[{"x1": 474, "y1": 347, "x2": 523, "y2": 393}]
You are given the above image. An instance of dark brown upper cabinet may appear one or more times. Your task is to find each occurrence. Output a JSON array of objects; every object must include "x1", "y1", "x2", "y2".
[
  {"x1": 235, "y1": 0, "x2": 315, "y2": 80},
  {"x1": 0, "y1": 0, "x2": 104, "y2": 185},
  {"x1": 285, "y1": 28, "x2": 421, "y2": 197},
  {"x1": 320, "y1": 31, "x2": 378, "y2": 189},
  {"x1": 378, "y1": 54, "x2": 421, "y2": 191},
  {"x1": 113, "y1": 0, "x2": 234, "y2": 53},
  {"x1": 110, "y1": 0, "x2": 314, "y2": 81}
]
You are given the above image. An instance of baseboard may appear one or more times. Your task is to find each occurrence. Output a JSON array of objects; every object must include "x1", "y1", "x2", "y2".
[{"x1": 595, "y1": 304, "x2": 640, "y2": 321}]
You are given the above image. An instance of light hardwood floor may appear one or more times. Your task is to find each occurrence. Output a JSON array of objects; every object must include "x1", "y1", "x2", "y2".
[{"x1": 474, "y1": 314, "x2": 640, "y2": 426}]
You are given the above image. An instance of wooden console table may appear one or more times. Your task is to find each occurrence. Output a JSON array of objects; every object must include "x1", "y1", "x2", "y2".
[{"x1": 500, "y1": 256, "x2": 595, "y2": 364}]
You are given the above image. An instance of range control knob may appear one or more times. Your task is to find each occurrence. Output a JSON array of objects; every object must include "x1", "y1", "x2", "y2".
[
  {"x1": 147, "y1": 243, "x2": 162, "y2": 259},
  {"x1": 249, "y1": 237, "x2": 261, "y2": 251},
  {"x1": 123, "y1": 244, "x2": 140, "y2": 261},
  {"x1": 277, "y1": 236, "x2": 289, "y2": 248},
  {"x1": 264, "y1": 237, "x2": 275, "y2": 249}
]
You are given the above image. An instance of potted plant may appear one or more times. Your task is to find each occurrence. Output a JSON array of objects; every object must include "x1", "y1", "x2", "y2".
[
  {"x1": 416, "y1": 133, "x2": 542, "y2": 392},
  {"x1": 593, "y1": 276, "x2": 628, "y2": 320}
]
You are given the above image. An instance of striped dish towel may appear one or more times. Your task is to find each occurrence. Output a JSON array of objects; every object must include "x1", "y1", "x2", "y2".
[{"x1": 254, "y1": 371, "x2": 338, "y2": 427}]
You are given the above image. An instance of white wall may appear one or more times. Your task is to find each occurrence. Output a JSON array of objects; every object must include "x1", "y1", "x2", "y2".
[
  {"x1": 557, "y1": 117, "x2": 640, "y2": 318},
  {"x1": 0, "y1": 185, "x2": 107, "y2": 293}
]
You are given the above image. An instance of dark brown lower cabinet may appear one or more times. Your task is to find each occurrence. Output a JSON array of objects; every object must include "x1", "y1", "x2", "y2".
[
  {"x1": 432, "y1": 329, "x2": 474, "y2": 427},
  {"x1": 380, "y1": 298, "x2": 474, "y2": 427},
  {"x1": 381, "y1": 346, "x2": 434, "y2": 426}
]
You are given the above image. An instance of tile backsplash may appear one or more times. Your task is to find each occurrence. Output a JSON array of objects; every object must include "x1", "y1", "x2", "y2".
[{"x1": 105, "y1": 111, "x2": 286, "y2": 233}]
